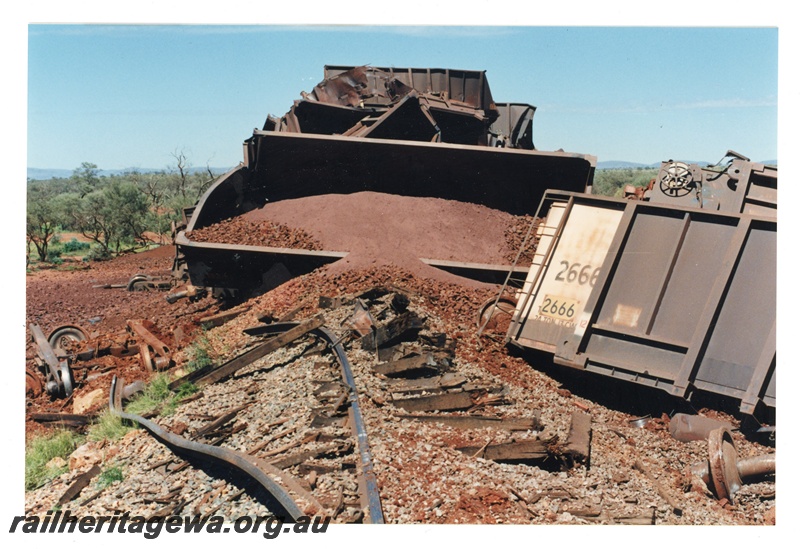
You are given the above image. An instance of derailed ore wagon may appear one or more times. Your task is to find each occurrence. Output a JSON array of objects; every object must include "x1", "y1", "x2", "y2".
[
  {"x1": 174, "y1": 66, "x2": 596, "y2": 294},
  {"x1": 173, "y1": 65, "x2": 776, "y2": 422},
  {"x1": 495, "y1": 152, "x2": 777, "y2": 423}
]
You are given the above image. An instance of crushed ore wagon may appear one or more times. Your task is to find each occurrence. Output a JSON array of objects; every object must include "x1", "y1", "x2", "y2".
[
  {"x1": 174, "y1": 66, "x2": 596, "y2": 295},
  {"x1": 498, "y1": 153, "x2": 777, "y2": 421}
]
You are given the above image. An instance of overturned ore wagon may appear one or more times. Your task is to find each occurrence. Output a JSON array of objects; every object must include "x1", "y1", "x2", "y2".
[
  {"x1": 501, "y1": 153, "x2": 777, "y2": 421},
  {"x1": 175, "y1": 66, "x2": 596, "y2": 294}
]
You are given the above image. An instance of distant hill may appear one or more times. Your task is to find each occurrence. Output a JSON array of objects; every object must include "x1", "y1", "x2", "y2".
[
  {"x1": 598, "y1": 159, "x2": 777, "y2": 170},
  {"x1": 27, "y1": 168, "x2": 74, "y2": 180},
  {"x1": 597, "y1": 160, "x2": 712, "y2": 170},
  {"x1": 597, "y1": 161, "x2": 659, "y2": 170},
  {"x1": 27, "y1": 166, "x2": 233, "y2": 181}
]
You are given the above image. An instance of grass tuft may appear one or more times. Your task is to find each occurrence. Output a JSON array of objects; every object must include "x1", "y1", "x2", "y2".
[
  {"x1": 25, "y1": 430, "x2": 85, "y2": 491},
  {"x1": 96, "y1": 465, "x2": 124, "y2": 489},
  {"x1": 185, "y1": 336, "x2": 214, "y2": 373},
  {"x1": 125, "y1": 373, "x2": 198, "y2": 417},
  {"x1": 87, "y1": 410, "x2": 132, "y2": 442}
]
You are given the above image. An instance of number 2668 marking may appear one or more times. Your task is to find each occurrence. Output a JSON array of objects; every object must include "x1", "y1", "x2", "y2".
[{"x1": 554, "y1": 261, "x2": 600, "y2": 286}]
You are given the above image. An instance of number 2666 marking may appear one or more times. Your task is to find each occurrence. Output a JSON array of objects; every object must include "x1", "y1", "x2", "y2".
[
  {"x1": 554, "y1": 261, "x2": 600, "y2": 286},
  {"x1": 540, "y1": 295, "x2": 578, "y2": 320}
]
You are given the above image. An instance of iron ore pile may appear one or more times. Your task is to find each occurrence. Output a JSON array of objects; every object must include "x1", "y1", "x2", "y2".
[{"x1": 187, "y1": 191, "x2": 529, "y2": 284}]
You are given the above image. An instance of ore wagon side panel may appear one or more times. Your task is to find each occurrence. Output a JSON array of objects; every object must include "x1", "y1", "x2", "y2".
[{"x1": 507, "y1": 191, "x2": 776, "y2": 417}]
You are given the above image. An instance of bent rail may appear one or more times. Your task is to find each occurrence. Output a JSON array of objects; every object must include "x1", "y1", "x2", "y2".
[
  {"x1": 108, "y1": 375, "x2": 305, "y2": 521},
  {"x1": 245, "y1": 322, "x2": 385, "y2": 524}
]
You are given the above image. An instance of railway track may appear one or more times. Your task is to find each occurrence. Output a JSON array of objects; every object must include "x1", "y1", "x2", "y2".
[
  {"x1": 103, "y1": 308, "x2": 386, "y2": 523},
  {"x1": 25, "y1": 278, "x2": 775, "y2": 525}
]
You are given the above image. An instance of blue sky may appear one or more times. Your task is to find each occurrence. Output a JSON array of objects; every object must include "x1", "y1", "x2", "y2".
[{"x1": 25, "y1": 24, "x2": 779, "y2": 170}]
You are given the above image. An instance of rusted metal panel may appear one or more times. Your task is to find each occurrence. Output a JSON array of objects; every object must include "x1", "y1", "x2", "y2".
[
  {"x1": 507, "y1": 190, "x2": 776, "y2": 418},
  {"x1": 349, "y1": 93, "x2": 440, "y2": 142},
  {"x1": 179, "y1": 140, "x2": 592, "y2": 290},
  {"x1": 282, "y1": 100, "x2": 375, "y2": 136},
  {"x1": 174, "y1": 232, "x2": 343, "y2": 294},
  {"x1": 322, "y1": 66, "x2": 495, "y2": 113},
  {"x1": 634, "y1": 152, "x2": 777, "y2": 219},
  {"x1": 242, "y1": 131, "x2": 595, "y2": 217},
  {"x1": 489, "y1": 103, "x2": 536, "y2": 149}
]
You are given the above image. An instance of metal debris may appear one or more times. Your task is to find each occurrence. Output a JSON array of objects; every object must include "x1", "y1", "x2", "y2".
[
  {"x1": 30, "y1": 323, "x2": 74, "y2": 398},
  {"x1": 127, "y1": 319, "x2": 173, "y2": 371},
  {"x1": 126, "y1": 273, "x2": 173, "y2": 292},
  {"x1": 688, "y1": 427, "x2": 775, "y2": 502},
  {"x1": 669, "y1": 413, "x2": 734, "y2": 442}
]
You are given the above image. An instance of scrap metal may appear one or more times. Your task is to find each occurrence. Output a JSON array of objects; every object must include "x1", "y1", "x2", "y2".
[
  {"x1": 688, "y1": 427, "x2": 775, "y2": 501},
  {"x1": 126, "y1": 273, "x2": 173, "y2": 292},
  {"x1": 668, "y1": 413, "x2": 735, "y2": 442},
  {"x1": 126, "y1": 320, "x2": 173, "y2": 371},
  {"x1": 30, "y1": 323, "x2": 74, "y2": 398},
  {"x1": 165, "y1": 284, "x2": 206, "y2": 304},
  {"x1": 47, "y1": 325, "x2": 89, "y2": 356}
]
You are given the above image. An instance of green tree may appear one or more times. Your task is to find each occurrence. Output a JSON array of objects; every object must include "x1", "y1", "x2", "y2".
[
  {"x1": 66, "y1": 181, "x2": 150, "y2": 257},
  {"x1": 26, "y1": 182, "x2": 63, "y2": 262},
  {"x1": 72, "y1": 161, "x2": 101, "y2": 197},
  {"x1": 593, "y1": 167, "x2": 658, "y2": 197}
]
